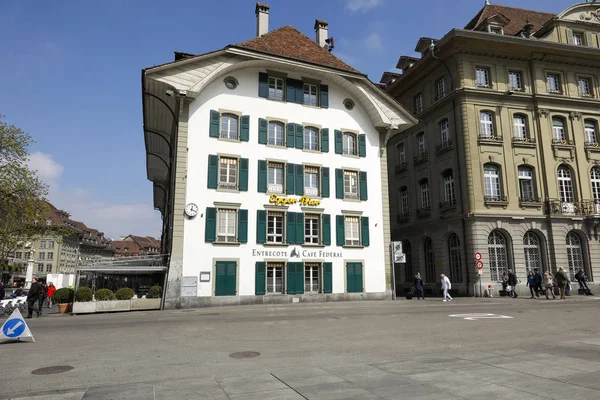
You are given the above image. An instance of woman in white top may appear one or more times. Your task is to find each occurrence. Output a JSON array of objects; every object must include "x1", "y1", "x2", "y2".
[{"x1": 441, "y1": 274, "x2": 452, "y2": 302}]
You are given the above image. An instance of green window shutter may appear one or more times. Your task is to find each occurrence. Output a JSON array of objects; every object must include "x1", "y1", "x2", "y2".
[
  {"x1": 286, "y1": 78, "x2": 296, "y2": 103},
  {"x1": 295, "y1": 123, "x2": 304, "y2": 149},
  {"x1": 358, "y1": 134, "x2": 367, "y2": 157},
  {"x1": 566, "y1": 28, "x2": 573, "y2": 44},
  {"x1": 361, "y1": 216, "x2": 370, "y2": 247},
  {"x1": 257, "y1": 160, "x2": 267, "y2": 193},
  {"x1": 287, "y1": 263, "x2": 296, "y2": 295},
  {"x1": 215, "y1": 262, "x2": 226, "y2": 296},
  {"x1": 226, "y1": 262, "x2": 236, "y2": 296},
  {"x1": 258, "y1": 72, "x2": 269, "y2": 98},
  {"x1": 321, "y1": 167, "x2": 330, "y2": 198},
  {"x1": 586, "y1": 32, "x2": 594, "y2": 47},
  {"x1": 359, "y1": 171, "x2": 368, "y2": 201},
  {"x1": 355, "y1": 263, "x2": 363, "y2": 292},
  {"x1": 295, "y1": 262, "x2": 304, "y2": 294},
  {"x1": 238, "y1": 209, "x2": 248, "y2": 243},
  {"x1": 209, "y1": 110, "x2": 220, "y2": 138},
  {"x1": 286, "y1": 212, "x2": 296, "y2": 245},
  {"x1": 255, "y1": 262, "x2": 266, "y2": 295},
  {"x1": 205, "y1": 207, "x2": 217, "y2": 243},
  {"x1": 258, "y1": 118, "x2": 268, "y2": 144},
  {"x1": 286, "y1": 123, "x2": 295, "y2": 148},
  {"x1": 256, "y1": 210, "x2": 266, "y2": 244},
  {"x1": 320, "y1": 84, "x2": 329, "y2": 109},
  {"x1": 335, "y1": 169, "x2": 343, "y2": 199},
  {"x1": 322, "y1": 214, "x2": 331, "y2": 246},
  {"x1": 336, "y1": 215, "x2": 345, "y2": 246},
  {"x1": 323, "y1": 262, "x2": 333, "y2": 293},
  {"x1": 295, "y1": 164, "x2": 304, "y2": 196},
  {"x1": 207, "y1": 155, "x2": 218, "y2": 189},
  {"x1": 321, "y1": 128, "x2": 329, "y2": 153},
  {"x1": 334, "y1": 130, "x2": 343, "y2": 154},
  {"x1": 295, "y1": 213, "x2": 304, "y2": 245},
  {"x1": 295, "y1": 80, "x2": 304, "y2": 105},
  {"x1": 346, "y1": 263, "x2": 354, "y2": 293},
  {"x1": 240, "y1": 115, "x2": 250, "y2": 141},
  {"x1": 239, "y1": 158, "x2": 249, "y2": 192},
  {"x1": 286, "y1": 163, "x2": 295, "y2": 195}
]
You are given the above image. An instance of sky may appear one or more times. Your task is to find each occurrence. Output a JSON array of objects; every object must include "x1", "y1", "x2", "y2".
[{"x1": 0, "y1": 0, "x2": 576, "y2": 239}]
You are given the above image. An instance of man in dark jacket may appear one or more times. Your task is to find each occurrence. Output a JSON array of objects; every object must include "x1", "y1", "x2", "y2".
[
  {"x1": 0, "y1": 283, "x2": 5, "y2": 300},
  {"x1": 508, "y1": 269, "x2": 518, "y2": 298},
  {"x1": 534, "y1": 268, "x2": 543, "y2": 298},
  {"x1": 26, "y1": 277, "x2": 41, "y2": 318},
  {"x1": 556, "y1": 267, "x2": 569, "y2": 300}
]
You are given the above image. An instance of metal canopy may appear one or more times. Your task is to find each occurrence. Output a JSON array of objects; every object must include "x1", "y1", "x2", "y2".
[{"x1": 77, "y1": 255, "x2": 168, "y2": 273}]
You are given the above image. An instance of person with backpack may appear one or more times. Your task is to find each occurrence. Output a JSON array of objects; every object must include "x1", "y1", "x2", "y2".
[{"x1": 507, "y1": 269, "x2": 518, "y2": 298}]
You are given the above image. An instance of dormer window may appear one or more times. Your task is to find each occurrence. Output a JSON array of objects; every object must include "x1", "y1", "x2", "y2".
[
  {"x1": 489, "y1": 26, "x2": 503, "y2": 35},
  {"x1": 573, "y1": 32, "x2": 584, "y2": 46}
]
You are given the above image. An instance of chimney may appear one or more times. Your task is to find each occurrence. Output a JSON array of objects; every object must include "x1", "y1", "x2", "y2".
[
  {"x1": 315, "y1": 19, "x2": 328, "y2": 48},
  {"x1": 255, "y1": 3, "x2": 269, "y2": 37}
]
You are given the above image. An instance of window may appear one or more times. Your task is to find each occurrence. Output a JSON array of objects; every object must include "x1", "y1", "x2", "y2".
[
  {"x1": 480, "y1": 111, "x2": 494, "y2": 137},
  {"x1": 523, "y1": 232, "x2": 542, "y2": 273},
  {"x1": 15, "y1": 252, "x2": 22, "y2": 259},
  {"x1": 509, "y1": 71, "x2": 522, "y2": 91},
  {"x1": 558, "y1": 166, "x2": 574, "y2": 203},
  {"x1": 397, "y1": 143, "x2": 406, "y2": 164},
  {"x1": 266, "y1": 263, "x2": 284, "y2": 294},
  {"x1": 436, "y1": 77, "x2": 446, "y2": 99},
  {"x1": 420, "y1": 180, "x2": 430, "y2": 210},
  {"x1": 267, "y1": 162, "x2": 284, "y2": 193},
  {"x1": 513, "y1": 115, "x2": 527, "y2": 139},
  {"x1": 344, "y1": 216, "x2": 360, "y2": 246},
  {"x1": 217, "y1": 209, "x2": 237, "y2": 243},
  {"x1": 518, "y1": 166, "x2": 535, "y2": 201},
  {"x1": 484, "y1": 164, "x2": 501, "y2": 199},
  {"x1": 268, "y1": 122, "x2": 284, "y2": 146},
  {"x1": 476, "y1": 67, "x2": 490, "y2": 87},
  {"x1": 585, "y1": 120, "x2": 597, "y2": 144},
  {"x1": 552, "y1": 117, "x2": 566, "y2": 141},
  {"x1": 414, "y1": 93, "x2": 423, "y2": 113},
  {"x1": 304, "y1": 127, "x2": 319, "y2": 151},
  {"x1": 488, "y1": 231, "x2": 508, "y2": 282},
  {"x1": 220, "y1": 114, "x2": 239, "y2": 140},
  {"x1": 417, "y1": 133, "x2": 426, "y2": 155},
  {"x1": 303, "y1": 83, "x2": 318, "y2": 106},
  {"x1": 305, "y1": 263, "x2": 320, "y2": 293},
  {"x1": 344, "y1": 170, "x2": 359, "y2": 199},
  {"x1": 443, "y1": 171, "x2": 455, "y2": 204},
  {"x1": 47, "y1": 252, "x2": 53, "y2": 261},
  {"x1": 566, "y1": 232, "x2": 584, "y2": 281},
  {"x1": 218, "y1": 157, "x2": 238, "y2": 189},
  {"x1": 440, "y1": 119, "x2": 450, "y2": 145},
  {"x1": 268, "y1": 77, "x2": 284, "y2": 101},
  {"x1": 400, "y1": 187, "x2": 409, "y2": 215},
  {"x1": 579, "y1": 77, "x2": 592, "y2": 97},
  {"x1": 448, "y1": 234, "x2": 462, "y2": 283},
  {"x1": 547, "y1": 73, "x2": 561, "y2": 93},
  {"x1": 37, "y1": 263, "x2": 43, "y2": 273},
  {"x1": 304, "y1": 214, "x2": 320, "y2": 244},
  {"x1": 46, "y1": 264, "x2": 52, "y2": 272},
  {"x1": 591, "y1": 167, "x2": 600, "y2": 200},
  {"x1": 490, "y1": 26, "x2": 503, "y2": 35},
  {"x1": 573, "y1": 32, "x2": 584, "y2": 46},
  {"x1": 40, "y1": 240, "x2": 46, "y2": 249},
  {"x1": 424, "y1": 238, "x2": 435, "y2": 283},
  {"x1": 343, "y1": 132, "x2": 357, "y2": 155},
  {"x1": 267, "y1": 211, "x2": 284, "y2": 243},
  {"x1": 39, "y1": 252, "x2": 45, "y2": 260},
  {"x1": 48, "y1": 241, "x2": 54, "y2": 249},
  {"x1": 304, "y1": 166, "x2": 320, "y2": 196}
]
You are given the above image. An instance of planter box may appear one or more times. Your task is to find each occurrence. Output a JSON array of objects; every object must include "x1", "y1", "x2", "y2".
[
  {"x1": 131, "y1": 298, "x2": 161, "y2": 310},
  {"x1": 96, "y1": 300, "x2": 131, "y2": 312},
  {"x1": 72, "y1": 302, "x2": 96, "y2": 314}
]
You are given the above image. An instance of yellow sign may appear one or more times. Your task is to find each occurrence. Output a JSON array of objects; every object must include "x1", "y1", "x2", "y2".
[{"x1": 269, "y1": 194, "x2": 321, "y2": 207}]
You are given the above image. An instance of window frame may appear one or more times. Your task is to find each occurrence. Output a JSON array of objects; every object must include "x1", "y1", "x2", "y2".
[
  {"x1": 304, "y1": 214, "x2": 321, "y2": 245},
  {"x1": 216, "y1": 208, "x2": 238, "y2": 243},
  {"x1": 552, "y1": 117, "x2": 567, "y2": 141},
  {"x1": 488, "y1": 230, "x2": 509, "y2": 282},
  {"x1": 558, "y1": 165, "x2": 575, "y2": 203},
  {"x1": 218, "y1": 156, "x2": 239, "y2": 190},
  {"x1": 480, "y1": 111, "x2": 495, "y2": 137},
  {"x1": 342, "y1": 132, "x2": 358, "y2": 156},
  {"x1": 584, "y1": 120, "x2": 598, "y2": 145},
  {"x1": 267, "y1": 211, "x2": 285, "y2": 244},
  {"x1": 267, "y1": 161, "x2": 285, "y2": 194},
  {"x1": 448, "y1": 234, "x2": 463, "y2": 283},
  {"x1": 266, "y1": 263, "x2": 284, "y2": 294},
  {"x1": 440, "y1": 119, "x2": 450, "y2": 145},
  {"x1": 220, "y1": 113, "x2": 240, "y2": 140},
  {"x1": 414, "y1": 93, "x2": 423, "y2": 114},
  {"x1": 303, "y1": 126, "x2": 319, "y2": 151},
  {"x1": 303, "y1": 83, "x2": 319, "y2": 107},
  {"x1": 443, "y1": 170, "x2": 455, "y2": 204},
  {"x1": 304, "y1": 165, "x2": 320, "y2": 197},
  {"x1": 400, "y1": 186, "x2": 409, "y2": 216},
  {"x1": 268, "y1": 76, "x2": 285, "y2": 101},
  {"x1": 475, "y1": 67, "x2": 491, "y2": 87},
  {"x1": 397, "y1": 143, "x2": 406, "y2": 164},
  {"x1": 572, "y1": 32, "x2": 584, "y2": 46},
  {"x1": 343, "y1": 169, "x2": 359, "y2": 199},
  {"x1": 344, "y1": 215, "x2": 361, "y2": 247},
  {"x1": 419, "y1": 179, "x2": 430, "y2": 210},
  {"x1": 513, "y1": 114, "x2": 527, "y2": 139},
  {"x1": 508, "y1": 70, "x2": 523, "y2": 91},
  {"x1": 483, "y1": 164, "x2": 502, "y2": 199},
  {"x1": 578, "y1": 76, "x2": 593, "y2": 97},
  {"x1": 591, "y1": 167, "x2": 600, "y2": 200},
  {"x1": 417, "y1": 132, "x2": 426, "y2": 155},
  {"x1": 436, "y1": 77, "x2": 446, "y2": 99},
  {"x1": 267, "y1": 121, "x2": 285, "y2": 147},
  {"x1": 518, "y1": 166, "x2": 536, "y2": 202},
  {"x1": 304, "y1": 263, "x2": 321, "y2": 293},
  {"x1": 546, "y1": 73, "x2": 562, "y2": 94}
]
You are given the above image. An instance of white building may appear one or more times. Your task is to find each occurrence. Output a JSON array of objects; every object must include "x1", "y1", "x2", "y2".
[{"x1": 142, "y1": 3, "x2": 415, "y2": 308}]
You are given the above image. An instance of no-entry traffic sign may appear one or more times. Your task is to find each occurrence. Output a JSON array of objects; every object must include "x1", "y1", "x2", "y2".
[
  {"x1": 474, "y1": 252, "x2": 482, "y2": 261},
  {"x1": 476, "y1": 260, "x2": 484, "y2": 270}
]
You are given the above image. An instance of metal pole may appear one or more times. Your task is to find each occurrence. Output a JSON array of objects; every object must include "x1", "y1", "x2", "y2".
[
  {"x1": 478, "y1": 272, "x2": 483, "y2": 297},
  {"x1": 390, "y1": 242, "x2": 396, "y2": 300}
]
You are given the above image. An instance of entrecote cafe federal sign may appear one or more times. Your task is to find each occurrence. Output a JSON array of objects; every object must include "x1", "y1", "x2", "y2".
[{"x1": 252, "y1": 248, "x2": 343, "y2": 258}]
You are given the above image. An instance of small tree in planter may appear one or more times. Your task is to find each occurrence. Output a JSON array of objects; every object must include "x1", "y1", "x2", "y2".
[
  {"x1": 74, "y1": 287, "x2": 93, "y2": 302},
  {"x1": 146, "y1": 286, "x2": 162, "y2": 299},
  {"x1": 52, "y1": 288, "x2": 74, "y2": 313},
  {"x1": 94, "y1": 288, "x2": 114, "y2": 301},
  {"x1": 115, "y1": 288, "x2": 135, "y2": 300}
]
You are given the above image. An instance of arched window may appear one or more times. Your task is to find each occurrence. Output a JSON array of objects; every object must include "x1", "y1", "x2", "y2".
[
  {"x1": 399, "y1": 186, "x2": 409, "y2": 216},
  {"x1": 523, "y1": 232, "x2": 542, "y2": 273},
  {"x1": 419, "y1": 180, "x2": 430, "y2": 210},
  {"x1": 552, "y1": 117, "x2": 566, "y2": 141},
  {"x1": 303, "y1": 126, "x2": 319, "y2": 151},
  {"x1": 403, "y1": 240, "x2": 412, "y2": 283},
  {"x1": 448, "y1": 234, "x2": 463, "y2": 283},
  {"x1": 591, "y1": 167, "x2": 600, "y2": 200},
  {"x1": 513, "y1": 114, "x2": 527, "y2": 139},
  {"x1": 268, "y1": 121, "x2": 284, "y2": 146},
  {"x1": 442, "y1": 170, "x2": 455, "y2": 204},
  {"x1": 480, "y1": 111, "x2": 494, "y2": 137},
  {"x1": 585, "y1": 119, "x2": 598, "y2": 144},
  {"x1": 440, "y1": 119, "x2": 450, "y2": 145},
  {"x1": 566, "y1": 232, "x2": 584, "y2": 281},
  {"x1": 518, "y1": 166, "x2": 536, "y2": 201},
  {"x1": 557, "y1": 166, "x2": 574, "y2": 203},
  {"x1": 488, "y1": 231, "x2": 508, "y2": 282},
  {"x1": 483, "y1": 164, "x2": 502, "y2": 200},
  {"x1": 424, "y1": 238, "x2": 435, "y2": 283},
  {"x1": 220, "y1": 114, "x2": 239, "y2": 140}
]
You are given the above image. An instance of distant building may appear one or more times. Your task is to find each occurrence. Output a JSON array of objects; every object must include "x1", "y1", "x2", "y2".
[{"x1": 112, "y1": 235, "x2": 161, "y2": 257}]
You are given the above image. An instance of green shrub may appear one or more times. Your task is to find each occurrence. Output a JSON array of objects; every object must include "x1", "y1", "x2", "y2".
[
  {"x1": 52, "y1": 288, "x2": 74, "y2": 304},
  {"x1": 74, "y1": 287, "x2": 93, "y2": 302},
  {"x1": 146, "y1": 285, "x2": 162, "y2": 299},
  {"x1": 115, "y1": 287, "x2": 135, "y2": 300},
  {"x1": 94, "y1": 288, "x2": 114, "y2": 301}
]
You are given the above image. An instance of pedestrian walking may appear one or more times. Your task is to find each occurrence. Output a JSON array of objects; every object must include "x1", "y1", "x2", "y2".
[
  {"x1": 574, "y1": 268, "x2": 592, "y2": 295},
  {"x1": 542, "y1": 271, "x2": 556, "y2": 300},
  {"x1": 534, "y1": 268, "x2": 543, "y2": 298},
  {"x1": 526, "y1": 271, "x2": 536, "y2": 298},
  {"x1": 37, "y1": 283, "x2": 47, "y2": 315},
  {"x1": 414, "y1": 273, "x2": 424, "y2": 300},
  {"x1": 440, "y1": 274, "x2": 452, "y2": 302},
  {"x1": 501, "y1": 270, "x2": 509, "y2": 292},
  {"x1": 26, "y1": 277, "x2": 41, "y2": 319},
  {"x1": 556, "y1": 267, "x2": 569, "y2": 300},
  {"x1": 507, "y1": 269, "x2": 518, "y2": 298},
  {"x1": 0, "y1": 283, "x2": 5, "y2": 300},
  {"x1": 47, "y1": 282, "x2": 56, "y2": 308}
]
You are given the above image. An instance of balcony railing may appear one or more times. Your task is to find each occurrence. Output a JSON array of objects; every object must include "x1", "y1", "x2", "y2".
[
  {"x1": 416, "y1": 206, "x2": 432, "y2": 216},
  {"x1": 584, "y1": 141, "x2": 600, "y2": 148},
  {"x1": 219, "y1": 182, "x2": 238, "y2": 190},
  {"x1": 395, "y1": 162, "x2": 408, "y2": 174},
  {"x1": 396, "y1": 212, "x2": 410, "y2": 223},
  {"x1": 512, "y1": 137, "x2": 536, "y2": 145},
  {"x1": 552, "y1": 139, "x2": 574, "y2": 146},
  {"x1": 478, "y1": 134, "x2": 503, "y2": 145},
  {"x1": 546, "y1": 199, "x2": 600, "y2": 216},
  {"x1": 484, "y1": 195, "x2": 508, "y2": 204},
  {"x1": 413, "y1": 152, "x2": 428, "y2": 165},
  {"x1": 436, "y1": 140, "x2": 453, "y2": 154},
  {"x1": 439, "y1": 199, "x2": 457, "y2": 211},
  {"x1": 519, "y1": 196, "x2": 542, "y2": 204}
]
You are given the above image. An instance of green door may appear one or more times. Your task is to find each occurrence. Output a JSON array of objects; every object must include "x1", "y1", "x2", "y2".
[
  {"x1": 347, "y1": 262, "x2": 363, "y2": 293},
  {"x1": 215, "y1": 261, "x2": 237, "y2": 296}
]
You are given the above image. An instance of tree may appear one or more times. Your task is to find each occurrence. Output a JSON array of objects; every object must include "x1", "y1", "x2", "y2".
[{"x1": 0, "y1": 115, "x2": 49, "y2": 280}]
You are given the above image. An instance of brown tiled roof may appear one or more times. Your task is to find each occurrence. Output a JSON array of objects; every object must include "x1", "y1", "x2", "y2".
[
  {"x1": 464, "y1": 4, "x2": 555, "y2": 36},
  {"x1": 233, "y1": 26, "x2": 360, "y2": 74}
]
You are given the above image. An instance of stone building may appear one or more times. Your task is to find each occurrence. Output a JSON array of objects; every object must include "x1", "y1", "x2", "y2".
[{"x1": 383, "y1": 2, "x2": 600, "y2": 295}]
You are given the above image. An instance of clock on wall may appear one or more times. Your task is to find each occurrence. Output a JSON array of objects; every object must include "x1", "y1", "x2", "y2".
[{"x1": 184, "y1": 203, "x2": 198, "y2": 218}]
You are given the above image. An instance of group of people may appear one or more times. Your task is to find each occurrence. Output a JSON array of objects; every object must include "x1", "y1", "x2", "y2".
[
  {"x1": 412, "y1": 272, "x2": 453, "y2": 302},
  {"x1": 524, "y1": 268, "x2": 591, "y2": 300},
  {"x1": 24, "y1": 277, "x2": 56, "y2": 319}
]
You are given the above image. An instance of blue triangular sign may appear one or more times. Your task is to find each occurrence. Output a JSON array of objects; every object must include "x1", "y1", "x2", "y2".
[{"x1": 0, "y1": 308, "x2": 35, "y2": 343}]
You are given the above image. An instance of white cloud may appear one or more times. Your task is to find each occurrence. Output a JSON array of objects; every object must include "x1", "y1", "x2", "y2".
[
  {"x1": 345, "y1": 0, "x2": 382, "y2": 13},
  {"x1": 28, "y1": 152, "x2": 64, "y2": 185},
  {"x1": 363, "y1": 32, "x2": 383, "y2": 50}
]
